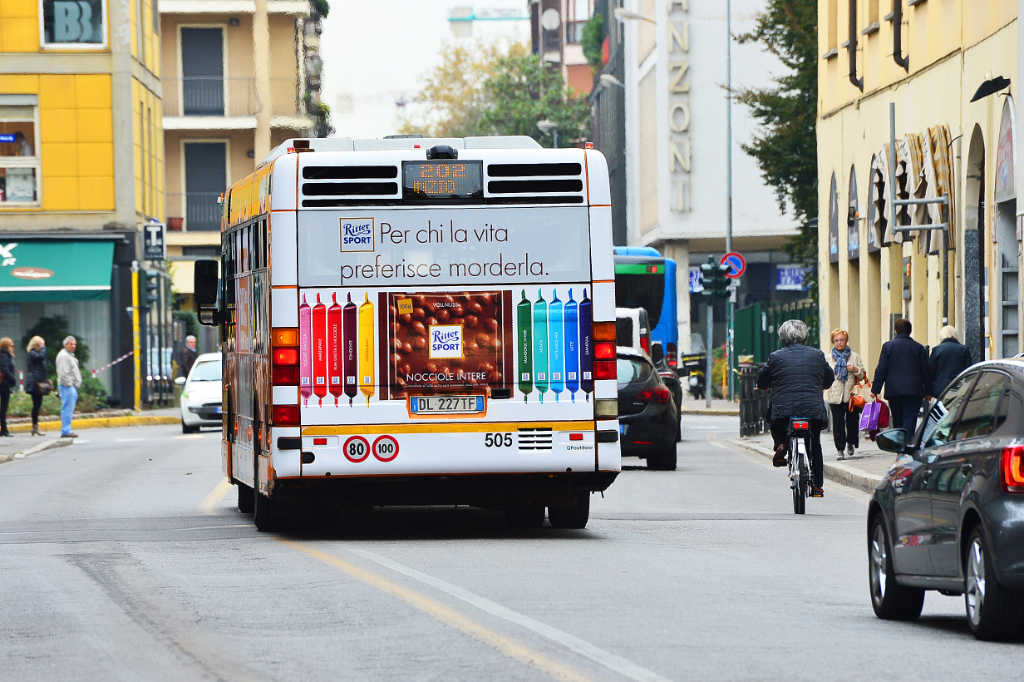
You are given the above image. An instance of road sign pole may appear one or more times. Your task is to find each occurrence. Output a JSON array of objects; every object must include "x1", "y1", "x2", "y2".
[{"x1": 705, "y1": 302, "x2": 713, "y2": 409}]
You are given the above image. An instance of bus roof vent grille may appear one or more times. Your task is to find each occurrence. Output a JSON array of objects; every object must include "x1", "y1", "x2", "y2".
[
  {"x1": 485, "y1": 162, "x2": 585, "y2": 203},
  {"x1": 300, "y1": 165, "x2": 400, "y2": 206}
]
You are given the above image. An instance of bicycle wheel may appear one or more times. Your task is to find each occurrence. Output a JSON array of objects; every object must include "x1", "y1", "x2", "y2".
[{"x1": 791, "y1": 439, "x2": 806, "y2": 514}]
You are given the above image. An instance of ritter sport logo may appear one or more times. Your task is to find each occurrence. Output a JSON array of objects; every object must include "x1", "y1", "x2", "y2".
[
  {"x1": 340, "y1": 218, "x2": 375, "y2": 252},
  {"x1": 428, "y1": 325, "x2": 463, "y2": 359}
]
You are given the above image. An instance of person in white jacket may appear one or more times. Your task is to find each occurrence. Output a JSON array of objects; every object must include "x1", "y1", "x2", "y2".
[
  {"x1": 824, "y1": 329, "x2": 867, "y2": 460},
  {"x1": 56, "y1": 336, "x2": 82, "y2": 438}
]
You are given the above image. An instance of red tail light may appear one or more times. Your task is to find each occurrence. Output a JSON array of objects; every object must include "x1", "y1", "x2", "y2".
[
  {"x1": 273, "y1": 347, "x2": 299, "y2": 366},
  {"x1": 595, "y1": 340, "x2": 616, "y2": 360},
  {"x1": 1002, "y1": 445, "x2": 1024, "y2": 493},
  {"x1": 639, "y1": 386, "x2": 671, "y2": 404},
  {"x1": 792, "y1": 420, "x2": 809, "y2": 431},
  {"x1": 594, "y1": 359, "x2": 617, "y2": 380},
  {"x1": 272, "y1": 404, "x2": 300, "y2": 426},
  {"x1": 272, "y1": 365, "x2": 300, "y2": 384},
  {"x1": 569, "y1": 433, "x2": 583, "y2": 441},
  {"x1": 640, "y1": 336, "x2": 650, "y2": 353}
]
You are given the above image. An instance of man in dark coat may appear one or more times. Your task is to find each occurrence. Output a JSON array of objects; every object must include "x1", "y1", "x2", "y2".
[
  {"x1": 871, "y1": 318, "x2": 930, "y2": 435},
  {"x1": 179, "y1": 335, "x2": 197, "y2": 379},
  {"x1": 757, "y1": 319, "x2": 834, "y2": 496},
  {"x1": 929, "y1": 325, "x2": 972, "y2": 397}
]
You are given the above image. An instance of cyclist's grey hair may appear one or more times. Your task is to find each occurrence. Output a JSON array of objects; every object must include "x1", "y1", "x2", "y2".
[
  {"x1": 778, "y1": 319, "x2": 808, "y2": 346},
  {"x1": 939, "y1": 325, "x2": 958, "y2": 342}
]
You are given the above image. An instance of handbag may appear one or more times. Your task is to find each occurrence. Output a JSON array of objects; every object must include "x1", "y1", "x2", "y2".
[
  {"x1": 859, "y1": 401, "x2": 881, "y2": 431},
  {"x1": 848, "y1": 379, "x2": 868, "y2": 412},
  {"x1": 36, "y1": 379, "x2": 54, "y2": 395}
]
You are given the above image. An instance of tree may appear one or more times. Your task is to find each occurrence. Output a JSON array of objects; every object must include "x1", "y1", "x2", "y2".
[
  {"x1": 735, "y1": 1, "x2": 818, "y2": 300},
  {"x1": 400, "y1": 43, "x2": 590, "y2": 147}
]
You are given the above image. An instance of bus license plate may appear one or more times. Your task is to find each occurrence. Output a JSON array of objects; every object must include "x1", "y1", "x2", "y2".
[{"x1": 409, "y1": 396, "x2": 485, "y2": 415}]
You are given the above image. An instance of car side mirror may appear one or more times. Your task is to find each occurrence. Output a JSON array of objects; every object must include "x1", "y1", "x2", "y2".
[
  {"x1": 174, "y1": 376, "x2": 186, "y2": 386},
  {"x1": 194, "y1": 260, "x2": 221, "y2": 326},
  {"x1": 876, "y1": 428, "x2": 909, "y2": 453}
]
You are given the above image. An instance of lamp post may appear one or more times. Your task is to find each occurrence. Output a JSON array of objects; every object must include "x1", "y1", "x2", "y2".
[
  {"x1": 725, "y1": 0, "x2": 735, "y2": 402},
  {"x1": 537, "y1": 119, "x2": 559, "y2": 148}
]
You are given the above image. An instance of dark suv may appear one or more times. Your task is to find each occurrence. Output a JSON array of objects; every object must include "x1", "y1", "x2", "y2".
[{"x1": 867, "y1": 360, "x2": 1024, "y2": 639}]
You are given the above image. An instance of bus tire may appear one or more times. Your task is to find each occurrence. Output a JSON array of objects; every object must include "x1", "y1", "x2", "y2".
[
  {"x1": 237, "y1": 482, "x2": 254, "y2": 514},
  {"x1": 253, "y1": 487, "x2": 278, "y2": 532},
  {"x1": 548, "y1": 491, "x2": 589, "y2": 529},
  {"x1": 505, "y1": 501, "x2": 545, "y2": 529}
]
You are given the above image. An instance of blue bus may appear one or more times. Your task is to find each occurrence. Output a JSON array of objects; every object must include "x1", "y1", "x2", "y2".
[{"x1": 613, "y1": 247, "x2": 679, "y2": 368}]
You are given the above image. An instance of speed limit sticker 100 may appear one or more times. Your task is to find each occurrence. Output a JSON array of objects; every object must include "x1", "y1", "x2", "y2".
[{"x1": 372, "y1": 435, "x2": 399, "y2": 462}]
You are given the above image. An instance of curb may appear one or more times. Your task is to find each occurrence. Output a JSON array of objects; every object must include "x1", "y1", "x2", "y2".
[
  {"x1": 8, "y1": 415, "x2": 180, "y2": 434},
  {"x1": 683, "y1": 409, "x2": 739, "y2": 417},
  {"x1": 0, "y1": 437, "x2": 73, "y2": 464},
  {"x1": 730, "y1": 437, "x2": 882, "y2": 494}
]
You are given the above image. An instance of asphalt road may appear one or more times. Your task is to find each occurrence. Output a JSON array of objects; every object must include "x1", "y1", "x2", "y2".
[{"x1": 0, "y1": 416, "x2": 1020, "y2": 681}]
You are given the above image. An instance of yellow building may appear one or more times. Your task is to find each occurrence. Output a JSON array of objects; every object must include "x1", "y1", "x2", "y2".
[
  {"x1": 160, "y1": 0, "x2": 321, "y2": 298},
  {"x1": 0, "y1": 0, "x2": 163, "y2": 403},
  {"x1": 818, "y1": 0, "x2": 1019, "y2": 366}
]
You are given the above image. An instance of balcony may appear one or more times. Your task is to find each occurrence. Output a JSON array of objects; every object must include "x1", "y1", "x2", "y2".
[
  {"x1": 167, "y1": 192, "x2": 222, "y2": 232},
  {"x1": 162, "y1": 77, "x2": 313, "y2": 130},
  {"x1": 160, "y1": 0, "x2": 311, "y2": 15}
]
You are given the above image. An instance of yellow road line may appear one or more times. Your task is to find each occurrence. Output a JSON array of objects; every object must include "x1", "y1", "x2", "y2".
[
  {"x1": 278, "y1": 539, "x2": 586, "y2": 682},
  {"x1": 198, "y1": 478, "x2": 233, "y2": 515}
]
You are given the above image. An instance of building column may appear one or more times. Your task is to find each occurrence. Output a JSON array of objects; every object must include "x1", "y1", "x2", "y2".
[
  {"x1": 110, "y1": 0, "x2": 137, "y2": 225},
  {"x1": 253, "y1": 0, "x2": 272, "y2": 160},
  {"x1": 662, "y1": 239, "x2": 691, "y2": 353}
]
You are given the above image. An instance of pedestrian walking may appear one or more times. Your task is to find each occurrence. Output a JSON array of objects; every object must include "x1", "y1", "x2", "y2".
[
  {"x1": 25, "y1": 336, "x2": 49, "y2": 436},
  {"x1": 871, "y1": 318, "x2": 930, "y2": 435},
  {"x1": 0, "y1": 337, "x2": 15, "y2": 437},
  {"x1": 56, "y1": 335, "x2": 82, "y2": 438},
  {"x1": 824, "y1": 329, "x2": 867, "y2": 460},
  {"x1": 929, "y1": 325, "x2": 972, "y2": 397},
  {"x1": 180, "y1": 335, "x2": 197, "y2": 379}
]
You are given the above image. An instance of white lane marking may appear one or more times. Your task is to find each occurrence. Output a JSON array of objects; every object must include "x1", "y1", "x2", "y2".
[
  {"x1": 175, "y1": 524, "x2": 250, "y2": 531},
  {"x1": 347, "y1": 546, "x2": 670, "y2": 682},
  {"x1": 685, "y1": 425, "x2": 723, "y2": 430},
  {"x1": 115, "y1": 437, "x2": 146, "y2": 443}
]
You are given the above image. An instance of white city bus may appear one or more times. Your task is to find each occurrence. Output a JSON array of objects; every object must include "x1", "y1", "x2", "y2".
[{"x1": 195, "y1": 136, "x2": 621, "y2": 530}]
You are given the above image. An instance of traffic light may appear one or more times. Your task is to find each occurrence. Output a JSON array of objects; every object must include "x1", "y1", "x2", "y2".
[
  {"x1": 143, "y1": 270, "x2": 160, "y2": 306},
  {"x1": 698, "y1": 256, "x2": 731, "y2": 300}
]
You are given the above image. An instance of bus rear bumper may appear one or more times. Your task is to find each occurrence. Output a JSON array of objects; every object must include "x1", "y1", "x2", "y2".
[{"x1": 271, "y1": 471, "x2": 619, "y2": 507}]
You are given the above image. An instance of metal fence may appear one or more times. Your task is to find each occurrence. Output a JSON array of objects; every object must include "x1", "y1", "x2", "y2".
[
  {"x1": 735, "y1": 299, "x2": 820, "y2": 363},
  {"x1": 738, "y1": 364, "x2": 770, "y2": 436}
]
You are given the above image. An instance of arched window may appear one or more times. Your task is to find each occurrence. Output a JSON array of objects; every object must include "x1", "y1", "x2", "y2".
[
  {"x1": 829, "y1": 173, "x2": 839, "y2": 263},
  {"x1": 848, "y1": 166, "x2": 860, "y2": 260},
  {"x1": 865, "y1": 156, "x2": 882, "y2": 252}
]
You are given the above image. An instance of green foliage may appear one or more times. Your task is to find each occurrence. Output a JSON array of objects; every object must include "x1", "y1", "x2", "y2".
[
  {"x1": 581, "y1": 13, "x2": 605, "y2": 71},
  {"x1": 400, "y1": 42, "x2": 591, "y2": 147},
  {"x1": 79, "y1": 374, "x2": 109, "y2": 409},
  {"x1": 8, "y1": 390, "x2": 62, "y2": 417},
  {"x1": 711, "y1": 346, "x2": 727, "y2": 398},
  {"x1": 735, "y1": 0, "x2": 818, "y2": 302},
  {"x1": 310, "y1": 0, "x2": 329, "y2": 18},
  {"x1": 20, "y1": 315, "x2": 92, "y2": 372}
]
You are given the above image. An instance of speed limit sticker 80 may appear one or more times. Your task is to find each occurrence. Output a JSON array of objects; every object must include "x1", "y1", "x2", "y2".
[{"x1": 343, "y1": 436, "x2": 370, "y2": 462}]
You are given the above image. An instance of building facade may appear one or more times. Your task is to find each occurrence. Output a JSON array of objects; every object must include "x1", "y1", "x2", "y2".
[
  {"x1": 0, "y1": 0, "x2": 163, "y2": 404},
  {"x1": 530, "y1": 0, "x2": 596, "y2": 95},
  {"x1": 622, "y1": 0, "x2": 799, "y2": 353},
  {"x1": 160, "y1": 0, "x2": 318, "y2": 300},
  {"x1": 817, "y1": 0, "x2": 1019, "y2": 367}
]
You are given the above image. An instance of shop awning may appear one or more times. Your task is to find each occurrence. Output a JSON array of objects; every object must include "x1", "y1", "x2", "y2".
[{"x1": 0, "y1": 240, "x2": 114, "y2": 301}]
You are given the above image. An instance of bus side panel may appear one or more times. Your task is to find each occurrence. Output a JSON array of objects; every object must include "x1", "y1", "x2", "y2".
[{"x1": 589, "y1": 206, "x2": 614, "y2": 282}]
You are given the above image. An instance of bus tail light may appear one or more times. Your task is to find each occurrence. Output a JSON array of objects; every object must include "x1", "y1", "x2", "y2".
[
  {"x1": 273, "y1": 365, "x2": 300, "y2": 385},
  {"x1": 594, "y1": 320, "x2": 615, "y2": 341},
  {"x1": 595, "y1": 398, "x2": 617, "y2": 419},
  {"x1": 272, "y1": 328, "x2": 300, "y2": 386},
  {"x1": 273, "y1": 347, "x2": 299, "y2": 366},
  {"x1": 273, "y1": 328, "x2": 299, "y2": 347},
  {"x1": 1002, "y1": 445, "x2": 1024, "y2": 493},
  {"x1": 272, "y1": 404, "x2": 300, "y2": 426},
  {"x1": 594, "y1": 358, "x2": 616, "y2": 380}
]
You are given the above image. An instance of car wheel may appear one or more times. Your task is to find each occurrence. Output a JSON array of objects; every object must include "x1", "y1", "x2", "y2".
[
  {"x1": 646, "y1": 445, "x2": 677, "y2": 471},
  {"x1": 181, "y1": 420, "x2": 199, "y2": 434},
  {"x1": 548, "y1": 491, "x2": 590, "y2": 529},
  {"x1": 868, "y1": 515, "x2": 924, "y2": 620},
  {"x1": 237, "y1": 482, "x2": 254, "y2": 514},
  {"x1": 504, "y1": 501, "x2": 545, "y2": 529},
  {"x1": 964, "y1": 527, "x2": 1024, "y2": 640}
]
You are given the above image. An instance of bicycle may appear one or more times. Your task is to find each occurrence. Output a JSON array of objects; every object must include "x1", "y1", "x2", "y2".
[{"x1": 787, "y1": 417, "x2": 812, "y2": 514}]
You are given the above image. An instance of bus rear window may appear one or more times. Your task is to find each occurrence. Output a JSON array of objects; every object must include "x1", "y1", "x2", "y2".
[{"x1": 614, "y1": 273, "x2": 664, "y2": 329}]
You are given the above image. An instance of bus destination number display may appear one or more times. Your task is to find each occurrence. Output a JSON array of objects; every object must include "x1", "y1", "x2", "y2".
[{"x1": 402, "y1": 161, "x2": 483, "y2": 201}]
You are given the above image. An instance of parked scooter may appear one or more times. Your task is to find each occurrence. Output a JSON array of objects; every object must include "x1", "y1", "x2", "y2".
[{"x1": 680, "y1": 353, "x2": 706, "y2": 400}]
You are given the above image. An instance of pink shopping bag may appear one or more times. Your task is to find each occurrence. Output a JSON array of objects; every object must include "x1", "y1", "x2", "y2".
[{"x1": 859, "y1": 401, "x2": 881, "y2": 432}]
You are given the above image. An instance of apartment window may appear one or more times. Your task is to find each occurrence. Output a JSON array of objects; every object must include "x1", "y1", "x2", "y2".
[
  {"x1": 0, "y1": 101, "x2": 41, "y2": 205},
  {"x1": 826, "y1": 0, "x2": 838, "y2": 56},
  {"x1": 868, "y1": 0, "x2": 879, "y2": 25},
  {"x1": 41, "y1": 0, "x2": 108, "y2": 49}
]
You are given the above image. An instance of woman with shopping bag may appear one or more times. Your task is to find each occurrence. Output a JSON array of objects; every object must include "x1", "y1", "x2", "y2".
[{"x1": 825, "y1": 328, "x2": 868, "y2": 460}]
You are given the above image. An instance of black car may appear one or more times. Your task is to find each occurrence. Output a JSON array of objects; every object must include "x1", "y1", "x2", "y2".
[
  {"x1": 617, "y1": 349, "x2": 679, "y2": 470},
  {"x1": 867, "y1": 359, "x2": 1024, "y2": 639},
  {"x1": 651, "y1": 343, "x2": 683, "y2": 442}
]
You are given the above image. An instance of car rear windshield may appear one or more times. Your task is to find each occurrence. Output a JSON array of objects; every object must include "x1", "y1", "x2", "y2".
[
  {"x1": 616, "y1": 317, "x2": 634, "y2": 347},
  {"x1": 616, "y1": 357, "x2": 652, "y2": 388},
  {"x1": 190, "y1": 360, "x2": 222, "y2": 382}
]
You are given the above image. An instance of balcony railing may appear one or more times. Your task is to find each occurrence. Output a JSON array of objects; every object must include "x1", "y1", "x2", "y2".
[
  {"x1": 168, "y1": 192, "x2": 222, "y2": 231},
  {"x1": 163, "y1": 77, "x2": 306, "y2": 119}
]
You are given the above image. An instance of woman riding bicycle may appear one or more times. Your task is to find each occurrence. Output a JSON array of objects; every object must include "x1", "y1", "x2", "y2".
[{"x1": 756, "y1": 319, "x2": 834, "y2": 497}]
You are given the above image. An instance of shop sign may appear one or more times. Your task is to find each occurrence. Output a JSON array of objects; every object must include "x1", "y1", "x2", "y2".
[
  {"x1": 11, "y1": 267, "x2": 53, "y2": 280},
  {"x1": 775, "y1": 265, "x2": 806, "y2": 291},
  {"x1": 688, "y1": 266, "x2": 703, "y2": 293},
  {"x1": 42, "y1": 0, "x2": 105, "y2": 45},
  {"x1": 668, "y1": 1, "x2": 691, "y2": 213},
  {"x1": 0, "y1": 242, "x2": 17, "y2": 267}
]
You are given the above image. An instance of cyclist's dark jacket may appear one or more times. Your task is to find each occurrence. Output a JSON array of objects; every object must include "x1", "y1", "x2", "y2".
[{"x1": 756, "y1": 343, "x2": 833, "y2": 422}]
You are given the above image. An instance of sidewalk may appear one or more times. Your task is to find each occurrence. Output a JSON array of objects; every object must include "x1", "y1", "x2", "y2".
[
  {"x1": 680, "y1": 398, "x2": 739, "y2": 416},
  {"x1": 731, "y1": 431, "x2": 896, "y2": 493}
]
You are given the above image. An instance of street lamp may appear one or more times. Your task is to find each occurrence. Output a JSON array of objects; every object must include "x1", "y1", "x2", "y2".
[
  {"x1": 612, "y1": 7, "x2": 656, "y2": 24},
  {"x1": 537, "y1": 119, "x2": 559, "y2": 148},
  {"x1": 599, "y1": 73, "x2": 624, "y2": 89}
]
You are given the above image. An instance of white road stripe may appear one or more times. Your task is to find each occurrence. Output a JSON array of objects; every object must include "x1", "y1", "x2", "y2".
[
  {"x1": 347, "y1": 546, "x2": 670, "y2": 682},
  {"x1": 115, "y1": 437, "x2": 146, "y2": 443}
]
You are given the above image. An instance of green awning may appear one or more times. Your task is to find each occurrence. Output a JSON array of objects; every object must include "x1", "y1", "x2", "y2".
[{"x1": 0, "y1": 240, "x2": 114, "y2": 302}]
